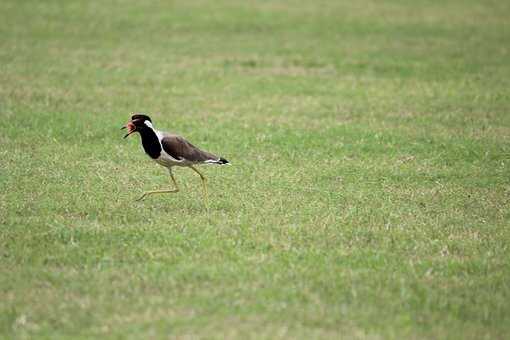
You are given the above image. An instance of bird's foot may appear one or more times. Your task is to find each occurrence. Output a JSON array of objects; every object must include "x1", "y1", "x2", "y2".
[
  {"x1": 135, "y1": 193, "x2": 148, "y2": 201},
  {"x1": 135, "y1": 189, "x2": 179, "y2": 202}
]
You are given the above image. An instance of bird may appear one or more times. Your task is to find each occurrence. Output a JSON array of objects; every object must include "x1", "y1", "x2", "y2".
[{"x1": 121, "y1": 113, "x2": 229, "y2": 204}]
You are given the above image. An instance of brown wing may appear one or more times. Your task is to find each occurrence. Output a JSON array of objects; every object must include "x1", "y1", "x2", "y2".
[{"x1": 161, "y1": 134, "x2": 219, "y2": 163}]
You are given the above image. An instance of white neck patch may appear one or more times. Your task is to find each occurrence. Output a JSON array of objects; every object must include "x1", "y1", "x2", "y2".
[{"x1": 144, "y1": 120, "x2": 154, "y2": 129}]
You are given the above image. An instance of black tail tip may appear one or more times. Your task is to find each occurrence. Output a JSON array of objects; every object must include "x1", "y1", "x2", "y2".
[{"x1": 218, "y1": 157, "x2": 230, "y2": 165}]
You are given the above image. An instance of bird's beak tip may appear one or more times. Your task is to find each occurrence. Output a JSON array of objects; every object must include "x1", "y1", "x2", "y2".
[{"x1": 122, "y1": 121, "x2": 135, "y2": 139}]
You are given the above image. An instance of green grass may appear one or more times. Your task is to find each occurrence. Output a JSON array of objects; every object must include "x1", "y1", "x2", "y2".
[{"x1": 1, "y1": 0, "x2": 510, "y2": 338}]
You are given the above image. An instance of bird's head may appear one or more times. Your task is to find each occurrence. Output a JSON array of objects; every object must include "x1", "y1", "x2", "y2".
[{"x1": 122, "y1": 113, "x2": 153, "y2": 138}]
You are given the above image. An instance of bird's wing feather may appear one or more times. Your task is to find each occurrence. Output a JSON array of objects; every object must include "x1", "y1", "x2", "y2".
[{"x1": 161, "y1": 134, "x2": 218, "y2": 162}]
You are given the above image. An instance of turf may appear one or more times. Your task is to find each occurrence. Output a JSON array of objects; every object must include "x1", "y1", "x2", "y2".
[{"x1": 1, "y1": 0, "x2": 509, "y2": 338}]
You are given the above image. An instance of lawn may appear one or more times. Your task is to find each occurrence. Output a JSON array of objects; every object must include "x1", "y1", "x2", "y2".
[{"x1": 1, "y1": 0, "x2": 509, "y2": 338}]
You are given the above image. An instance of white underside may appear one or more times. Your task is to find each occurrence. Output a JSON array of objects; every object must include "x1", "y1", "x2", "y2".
[
  {"x1": 154, "y1": 154, "x2": 220, "y2": 168},
  {"x1": 154, "y1": 152, "x2": 191, "y2": 168}
]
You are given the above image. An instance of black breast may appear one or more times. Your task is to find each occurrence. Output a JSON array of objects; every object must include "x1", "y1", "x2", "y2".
[{"x1": 139, "y1": 128, "x2": 161, "y2": 159}]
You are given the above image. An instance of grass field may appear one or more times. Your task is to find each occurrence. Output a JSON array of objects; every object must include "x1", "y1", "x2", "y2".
[{"x1": 1, "y1": 0, "x2": 510, "y2": 338}]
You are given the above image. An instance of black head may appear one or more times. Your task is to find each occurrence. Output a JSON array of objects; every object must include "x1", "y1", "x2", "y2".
[
  {"x1": 131, "y1": 114, "x2": 152, "y2": 123},
  {"x1": 121, "y1": 113, "x2": 154, "y2": 138}
]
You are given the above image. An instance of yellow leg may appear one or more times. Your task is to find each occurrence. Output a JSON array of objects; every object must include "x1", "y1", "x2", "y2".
[
  {"x1": 190, "y1": 165, "x2": 208, "y2": 207},
  {"x1": 136, "y1": 170, "x2": 180, "y2": 201}
]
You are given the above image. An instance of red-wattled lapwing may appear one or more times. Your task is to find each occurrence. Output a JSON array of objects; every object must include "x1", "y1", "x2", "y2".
[{"x1": 122, "y1": 113, "x2": 229, "y2": 203}]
